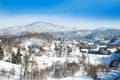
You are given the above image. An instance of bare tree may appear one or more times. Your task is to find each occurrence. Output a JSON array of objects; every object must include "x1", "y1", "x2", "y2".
[{"x1": 85, "y1": 64, "x2": 97, "y2": 80}]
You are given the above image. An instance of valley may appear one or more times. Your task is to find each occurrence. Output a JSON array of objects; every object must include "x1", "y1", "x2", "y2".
[{"x1": 0, "y1": 22, "x2": 120, "y2": 80}]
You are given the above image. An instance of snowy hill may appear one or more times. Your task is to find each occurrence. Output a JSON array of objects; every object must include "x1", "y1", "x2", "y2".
[
  {"x1": 0, "y1": 21, "x2": 77, "y2": 35},
  {"x1": 0, "y1": 21, "x2": 92, "y2": 40},
  {"x1": 0, "y1": 21, "x2": 120, "y2": 40},
  {"x1": 85, "y1": 29, "x2": 120, "y2": 40}
]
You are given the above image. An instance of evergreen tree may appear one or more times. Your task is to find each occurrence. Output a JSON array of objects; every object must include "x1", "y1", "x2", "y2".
[
  {"x1": 54, "y1": 43, "x2": 58, "y2": 50},
  {"x1": 109, "y1": 37, "x2": 116, "y2": 43},
  {"x1": 12, "y1": 51, "x2": 17, "y2": 64},
  {"x1": 0, "y1": 46, "x2": 4, "y2": 60},
  {"x1": 67, "y1": 46, "x2": 72, "y2": 56},
  {"x1": 16, "y1": 48, "x2": 22, "y2": 64},
  {"x1": 12, "y1": 48, "x2": 22, "y2": 64}
]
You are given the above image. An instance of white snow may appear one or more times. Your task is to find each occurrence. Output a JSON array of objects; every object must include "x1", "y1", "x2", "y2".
[{"x1": 0, "y1": 61, "x2": 21, "y2": 80}]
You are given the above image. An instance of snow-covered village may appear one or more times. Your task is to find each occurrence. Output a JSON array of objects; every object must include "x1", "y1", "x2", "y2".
[
  {"x1": 0, "y1": 22, "x2": 120, "y2": 80},
  {"x1": 0, "y1": 0, "x2": 120, "y2": 80}
]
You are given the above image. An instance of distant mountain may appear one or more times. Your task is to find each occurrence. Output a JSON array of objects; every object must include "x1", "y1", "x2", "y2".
[
  {"x1": 94, "y1": 27, "x2": 115, "y2": 31},
  {"x1": 85, "y1": 29, "x2": 120, "y2": 40},
  {"x1": 0, "y1": 21, "x2": 91, "y2": 40},
  {"x1": 0, "y1": 21, "x2": 120, "y2": 40},
  {"x1": 0, "y1": 21, "x2": 77, "y2": 35},
  {"x1": 47, "y1": 30, "x2": 92, "y2": 40}
]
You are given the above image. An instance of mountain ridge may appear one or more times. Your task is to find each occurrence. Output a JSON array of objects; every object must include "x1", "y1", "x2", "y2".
[
  {"x1": 0, "y1": 21, "x2": 80, "y2": 35},
  {"x1": 0, "y1": 21, "x2": 120, "y2": 40}
]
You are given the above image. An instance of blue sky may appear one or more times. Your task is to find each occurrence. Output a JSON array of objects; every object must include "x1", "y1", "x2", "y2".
[{"x1": 0, "y1": 0, "x2": 120, "y2": 29}]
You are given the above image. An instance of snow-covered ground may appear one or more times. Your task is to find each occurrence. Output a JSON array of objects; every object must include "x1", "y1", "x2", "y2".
[
  {"x1": 0, "y1": 39, "x2": 120, "y2": 80},
  {"x1": 0, "y1": 61, "x2": 21, "y2": 80}
]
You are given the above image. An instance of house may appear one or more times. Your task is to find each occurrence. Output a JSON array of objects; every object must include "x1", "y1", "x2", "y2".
[{"x1": 107, "y1": 40, "x2": 120, "y2": 49}]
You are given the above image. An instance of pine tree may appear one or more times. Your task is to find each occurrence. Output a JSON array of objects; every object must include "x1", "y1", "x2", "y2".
[
  {"x1": 0, "y1": 46, "x2": 4, "y2": 60},
  {"x1": 16, "y1": 48, "x2": 22, "y2": 64},
  {"x1": 12, "y1": 48, "x2": 22, "y2": 64},
  {"x1": 12, "y1": 51, "x2": 17, "y2": 64},
  {"x1": 109, "y1": 37, "x2": 116, "y2": 43},
  {"x1": 54, "y1": 43, "x2": 58, "y2": 50},
  {"x1": 67, "y1": 45, "x2": 72, "y2": 56}
]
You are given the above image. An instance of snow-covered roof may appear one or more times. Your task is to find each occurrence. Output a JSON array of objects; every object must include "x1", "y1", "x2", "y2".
[
  {"x1": 43, "y1": 47, "x2": 49, "y2": 50},
  {"x1": 110, "y1": 40, "x2": 120, "y2": 45}
]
